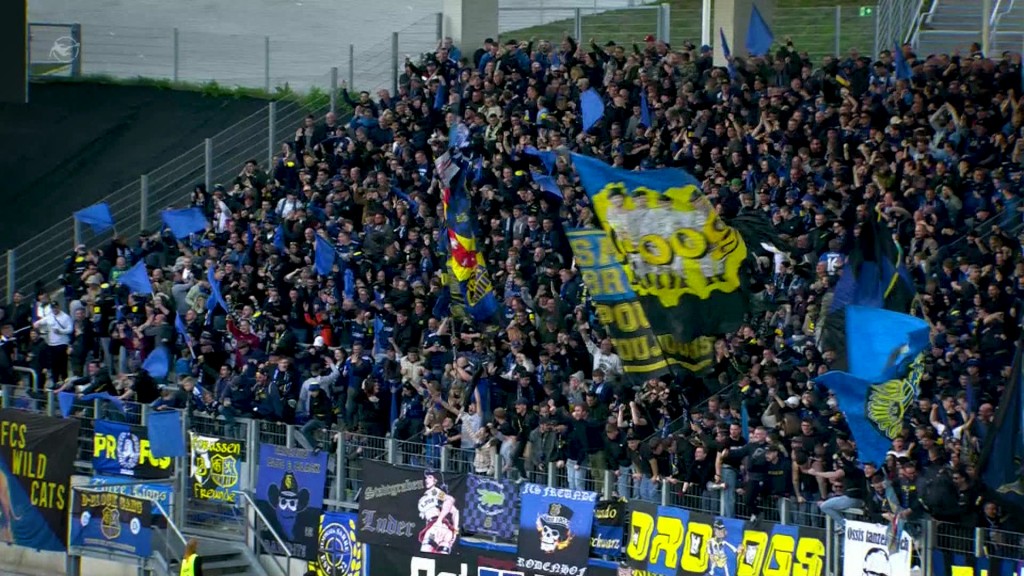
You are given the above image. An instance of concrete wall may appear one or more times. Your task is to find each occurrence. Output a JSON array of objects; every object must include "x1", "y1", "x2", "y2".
[
  {"x1": 442, "y1": 0, "x2": 498, "y2": 61},
  {"x1": 0, "y1": 547, "x2": 142, "y2": 576},
  {"x1": 713, "y1": 0, "x2": 777, "y2": 67}
]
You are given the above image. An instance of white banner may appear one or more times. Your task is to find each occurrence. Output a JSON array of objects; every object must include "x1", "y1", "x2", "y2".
[{"x1": 843, "y1": 520, "x2": 913, "y2": 576}]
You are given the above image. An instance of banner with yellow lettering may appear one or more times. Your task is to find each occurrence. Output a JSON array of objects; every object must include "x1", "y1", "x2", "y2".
[
  {"x1": 92, "y1": 420, "x2": 173, "y2": 479},
  {"x1": 0, "y1": 409, "x2": 80, "y2": 551},
  {"x1": 626, "y1": 503, "x2": 825, "y2": 576},
  {"x1": 190, "y1": 433, "x2": 245, "y2": 505},
  {"x1": 572, "y1": 154, "x2": 754, "y2": 345},
  {"x1": 69, "y1": 489, "x2": 152, "y2": 557},
  {"x1": 568, "y1": 229, "x2": 713, "y2": 375}
]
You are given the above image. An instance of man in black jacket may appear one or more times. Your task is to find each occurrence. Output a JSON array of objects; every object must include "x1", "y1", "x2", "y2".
[{"x1": 299, "y1": 383, "x2": 334, "y2": 451}]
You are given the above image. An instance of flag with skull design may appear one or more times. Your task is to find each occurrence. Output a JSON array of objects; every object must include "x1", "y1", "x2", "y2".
[{"x1": 517, "y1": 483, "x2": 598, "y2": 576}]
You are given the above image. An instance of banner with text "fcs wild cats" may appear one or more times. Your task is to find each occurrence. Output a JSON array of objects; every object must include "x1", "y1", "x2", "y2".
[
  {"x1": 0, "y1": 409, "x2": 80, "y2": 551},
  {"x1": 357, "y1": 461, "x2": 467, "y2": 556}
]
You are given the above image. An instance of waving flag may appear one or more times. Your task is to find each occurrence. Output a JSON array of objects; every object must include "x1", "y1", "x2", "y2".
[
  {"x1": 315, "y1": 235, "x2": 336, "y2": 276},
  {"x1": 74, "y1": 203, "x2": 115, "y2": 234},
  {"x1": 532, "y1": 173, "x2": 563, "y2": 200},
  {"x1": 640, "y1": 91, "x2": 652, "y2": 128},
  {"x1": 524, "y1": 146, "x2": 558, "y2": 174},
  {"x1": 979, "y1": 344, "x2": 1024, "y2": 506},
  {"x1": 118, "y1": 261, "x2": 153, "y2": 295},
  {"x1": 816, "y1": 355, "x2": 925, "y2": 466},
  {"x1": 720, "y1": 27, "x2": 737, "y2": 79},
  {"x1": 581, "y1": 89, "x2": 605, "y2": 132},
  {"x1": 442, "y1": 162, "x2": 500, "y2": 324},
  {"x1": 893, "y1": 43, "x2": 912, "y2": 80},
  {"x1": 161, "y1": 208, "x2": 208, "y2": 240},
  {"x1": 746, "y1": 4, "x2": 775, "y2": 56},
  {"x1": 142, "y1": 345, "x2": 171, "y2": 380},
  {"x1": 846, "y1": 305, "x2": 929, "y2": 383},
  {"x1": 174, "y1": 312, "x2": 193, "y2": 348},
  {"x1": 273, "y1": 223, "x2": 286, "y2": 251},
  {"x1": 206, "y1": 266, "x2": 229, "y2": 315}
]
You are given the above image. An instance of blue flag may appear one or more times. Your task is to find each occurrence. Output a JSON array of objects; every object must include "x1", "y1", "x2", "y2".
[
  {"x1": 532, "y1": 173, "x2": 563, "y2": 200},
  {"x1": 118, "y1": 261, "x2": 153, "y2": 295},
  {"x1": 174, "y1": 313, "x2": 192, "y2": 347},
  {"x1": 434, "y1": 81, "x2": 447, "y2": 111},
  {"x1": 524, "y1": 146, "x2": 557, "y2": 174},
  {"x1": 846, "y1": 305, "x2": 929, "y2": 383},
  {"x1": 343, "y1": 268, "x2": 355, "y2": 300},
  {"x1": 147, "y1": 410, "x2": 186, "y2": 458},
  {"x1": 393, "y1": 187, "x2": 420, "y2": 214},
  {"x1": 58, "y1": 392, "x2": 126, "y2": 418},
  {"x1": 206, "y1": 266, "x2": 229, "y2": 315},
  {"x1": 640, "y1": 91, "x2": 652, "y2": 128},
  {"x1": 74, "y1": 203, "x2": 115, "y2": 234},
  {"x1": 581, "y1": 88, "x2": 605, "y2": 132},
  {"x1": 893, "y1": 43, "x2": 912, "y2": 80},
  {"x1": 746, "y1": 4, "x2": 774, "y2": 56},
  {"x1": 315, "y1": 235, "x2": 336, "y2": 276},
  {"x1": 432, "y1": 287, "x2": 451, "y2": 319},
  {"x1": 142, "y1": 345, "x2": 171, "y2": 380},
  {"x1": 273, "y1": 223, "x2": 286, "y2": 252},
  {"x1": 741, "y1": 401, "x2": 750, "y2": 439},
  {"x1": 720, "y1": 27, "x2": 737, "y2": 79},
  {"x1": 443, "y1": 161, "x2": 501, "y2": 324},
  {"x1": 161, "y1": 208, "x2": 208, "y2": 240},
  {"x1": 980, "y1": 345, "x2": 1024, "y2": 495},
  {"x1": 815, "y1": 354, "x2": 925, "y2": 466}
]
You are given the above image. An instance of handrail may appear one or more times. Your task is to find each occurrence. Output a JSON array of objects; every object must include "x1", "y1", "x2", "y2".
[
  {"x1": 151, "y1": 499, "x2": 188, "y2": 550},
  {"x1": 13, "y1": 366, "x2": 38, "y2": 392},
  {"x1": 989, "y1": 0, "x2": 1017, "y2": 49},
  {"x1": 236, "y1": 490, "x2": 293, "y2": 576},
  {"x1": 907, "y1": 0, "x2": 932, "y2": 47}
]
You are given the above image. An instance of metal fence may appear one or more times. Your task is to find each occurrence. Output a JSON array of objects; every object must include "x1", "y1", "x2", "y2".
[
  {"x1": 7, "y1": 384, "x2": 1024, "y2": 576},
  {"x1": 498, "y1": 2, "x2": 889, "y2": 62},
  {"x1": 27, "y1": 14, "x2": 444, "y2": 93}
]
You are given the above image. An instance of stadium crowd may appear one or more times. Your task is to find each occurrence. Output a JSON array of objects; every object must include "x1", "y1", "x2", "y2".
[{"x1": 1, "y1": 29, "x2": 1023, "y2": 553}]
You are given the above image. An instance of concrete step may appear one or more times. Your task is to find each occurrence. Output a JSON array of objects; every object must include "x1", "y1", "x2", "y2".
[{"x1": 202, "y1": 557, "x2": 261, "y2": 576}]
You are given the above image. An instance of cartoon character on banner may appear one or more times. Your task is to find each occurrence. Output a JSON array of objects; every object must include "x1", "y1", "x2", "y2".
[
  {"x1": 417, "y1": 470, "x2": 460, "y2": 554},
  {"x1": 0, "y1": 469, "x2": 22, "y2": 543},
  {"x1": 536, "y1": 502, "x2": 574, "y2": 553},
  {"x1": 271, "y1": 471, "x2": 311, "y2": 541},
  {"x1": 706, "y1": 520, "x2": 737, "y2": 576}
]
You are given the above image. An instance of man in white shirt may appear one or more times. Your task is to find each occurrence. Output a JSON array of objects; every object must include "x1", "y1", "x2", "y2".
[{"x1": 33, "y1": 300, "x2": 73, "y2": 385}]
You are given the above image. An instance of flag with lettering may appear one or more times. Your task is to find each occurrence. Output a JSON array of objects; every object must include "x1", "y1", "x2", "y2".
[
  {"x1": 517, "y1": 483, "x2": 598, "y2": 576},
  {"x1": 0, "y1": 409, "x2": 81, "y2": 551}
]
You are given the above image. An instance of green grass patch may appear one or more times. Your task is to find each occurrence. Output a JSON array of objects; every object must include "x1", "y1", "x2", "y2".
[
  {"x1": 503, "y1": 0, "x2": 884, "y2": 63},
  {"x1": 31, "y1": 74, "x2": 339, "y2": 113}
]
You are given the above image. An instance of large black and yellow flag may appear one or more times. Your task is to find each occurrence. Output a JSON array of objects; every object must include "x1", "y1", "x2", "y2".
[{"x1": 571, "y1": 154, "x2": 767, "y2": 373}]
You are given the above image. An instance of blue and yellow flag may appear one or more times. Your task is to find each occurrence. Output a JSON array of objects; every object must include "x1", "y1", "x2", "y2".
[
  {"x1": 816, "y1": 354, "x2": 925, "y2": 465},
  {"x1": 569, "y1": 229, "x2": 714, "y2": 374},
  {"x1": 571, "y1": 153, "x2": 750, "y2": 343},
  {"x1": 442, "y1": 163, "x2": 499, "y2": 324}
]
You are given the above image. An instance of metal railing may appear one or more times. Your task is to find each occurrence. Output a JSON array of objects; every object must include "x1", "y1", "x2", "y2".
[
  {"x1": 236, "y1": 490, "x2": 297, "y2": 576},
  {"x1": 3, "y1": 384, "x2": 1023, "y2": 571},
  {"x1": 27, "y1": 16, "x2": 442, "y2": 93}
]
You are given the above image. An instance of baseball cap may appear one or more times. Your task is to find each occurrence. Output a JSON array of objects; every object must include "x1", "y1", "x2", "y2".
[{"x1": 644, "y1": 34, "x2": 655, "y2": 42}]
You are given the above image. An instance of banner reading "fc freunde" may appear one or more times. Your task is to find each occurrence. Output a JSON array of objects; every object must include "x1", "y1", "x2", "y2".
[
  {"x1": 190, "y1": 433, "x2": 245, "y2": 505},
  {"x1": 93, "y1": 420, "x2": 173, "y2": 479},
  {"x1": 0, "y1": 409, "x2": 80, "y2": 551},
  {"x1": 69, "y1": 490, "x2": 152, "y2": 558},
  {"x1": 627, "y1": 502, "x2": 826, "y2": 576}
]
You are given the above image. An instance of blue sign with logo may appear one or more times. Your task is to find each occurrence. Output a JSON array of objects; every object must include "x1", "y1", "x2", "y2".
[
  {"x1": 69, "y1": 490, "x2": 152, "y2": 558},
  {"x1": 86, "y1": 476, "x2": 173, "y2": 517},
  {"x1": 516, "y1": 483, "x2": 598, "y2": 576},
  {"x1": 92, "y1": 420, "x2": 173, "y2": 479},
  {"x1": 307, "y1": 511, "x2": 365, "y2": 576},
  {"x1": 255, "y1": 444, "x2": 327, "y2": 560}
]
